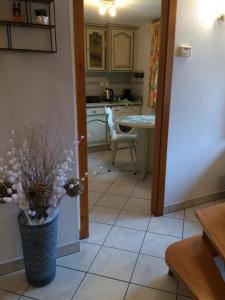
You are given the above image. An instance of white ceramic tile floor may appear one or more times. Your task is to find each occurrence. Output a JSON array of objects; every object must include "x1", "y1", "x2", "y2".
[
  {"x1": 97, "y1": 193, "x2": 128, "y2": 209},
  {"x1": 104, "y1": 226, "x2": 145, "y2": 252},
  {"x1": 183, "y1": 221, "x2": 202, "y2": 239},
  {"x1": 116, "y1": 210, "x2": 150, "y2": 231},
  {"x1": 148, "y1": 216, "x2": 183, "y2": 238},
  {"x1": 114, "y1": 174, "x2": 139, "y2": 186},
  {"x1": 72, "y1": 273, "x2": 128, "y2": 300},
  {"x1": 0, "y1": 290, "x2": 20, "y2": 300},
  {"x1": 88, "y1": 181, "x2": 111, "y2": 193},
  {"x1": 107, "y1": 183, "x2": 134, "y2": 197},
  {"x1": 92, "y1": 173, "x2": 118, "y2": 184},
  {"x1": 131, "y1": 254, "x2": 178, "y2": 293},
  {"x1": 184, "y1": 206, "x2": 199, "y2": 223},
  {"x1": 140, "y1": 232, "x2": 180, "y2": 258},
  {"x1": 131, "y1": 186, "x2": 151, "y2": 200},
  {"x1": 125, "y1": 284, "x2": 177, "y2": 300},
  {"x1": 88, "y1": 191, "x2": 103, "y2": 205},
  {"x1": 165, "y1": 210, "x2": 185, "y2": 220},
  {"x1": 2, "y1": 150, "x2": 224, "y2": 300},
  {"x1": 57, "y1": 242, "x2": 100, "y2": 272},
  {"x1": 83, "y1": 222, "x2": 112, "y2": 245},
  {"x1": 89, "y1": 247, "x2": 138, "y2": 281},
  {"x1": 0, "y1": 270, "x2": 28, "y2": 294},
  {"x1": 89, "y1": 206, "x2": 121, "y2": 225},
  {"x1": 124, "y1": 197, "x2": 150, "y2": 215},
  {"x1": 24, "y1": 267, "x2": 84, "y2": 300}
]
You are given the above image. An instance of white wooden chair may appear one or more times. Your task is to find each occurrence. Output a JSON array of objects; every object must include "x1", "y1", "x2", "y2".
[{"x1": 105, "y1": 107, "x2": 137, "y2": 173}]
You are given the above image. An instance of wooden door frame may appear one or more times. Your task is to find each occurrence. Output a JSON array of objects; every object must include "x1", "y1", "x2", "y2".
[
  {"x1": 72, "y1": 0, "x2": 177, "y2": 239},
  {"x1": 151, "y1": 0, "x2": 177, "y2": 216},
  {"x1": 73, "y1": 0, "x2": 89, "y2": 239}
]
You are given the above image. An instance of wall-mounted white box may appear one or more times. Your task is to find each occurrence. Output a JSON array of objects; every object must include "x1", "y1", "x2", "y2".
[{"x1": 176, "y1": 46, "x2": 192, "y2": 57}]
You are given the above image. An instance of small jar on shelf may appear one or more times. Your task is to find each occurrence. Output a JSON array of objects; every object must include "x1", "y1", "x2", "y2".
[
  {"x1": 35, "y1": 9, "x2": 49, "y2": 25},
  {"x1": 12, "y1": 0, "x2": 22, "y2": 22}
]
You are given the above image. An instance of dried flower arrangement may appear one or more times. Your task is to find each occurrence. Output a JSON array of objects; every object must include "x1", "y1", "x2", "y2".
[{"x1": 0, "y1": 125, "x2": 84, "y2": 225}]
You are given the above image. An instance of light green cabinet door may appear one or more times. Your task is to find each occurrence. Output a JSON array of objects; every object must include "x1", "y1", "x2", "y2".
[
  {"x1": 87, "y1": 115, "x2": 108, "y2": 147},
  {"x1": 111, "y1": 29, "x2": 134, "y2": 71},
  {"x1": 86, "y1": 27, "x2": 106, "y2": 71}
]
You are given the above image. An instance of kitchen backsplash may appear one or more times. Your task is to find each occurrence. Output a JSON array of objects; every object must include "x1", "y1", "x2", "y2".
[{"x1": 85, "y1": 72, "x2": 144, "y2": 99}]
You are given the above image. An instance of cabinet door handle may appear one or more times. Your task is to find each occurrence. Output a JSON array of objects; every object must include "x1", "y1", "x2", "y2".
[{"x1": 92, "y1": 110, "x2": 97, "y2": 114}]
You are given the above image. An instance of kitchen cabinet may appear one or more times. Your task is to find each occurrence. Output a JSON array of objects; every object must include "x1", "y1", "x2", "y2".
[
  {"x1": 85, "y1": 25, "x2": 137, "y2": 72},
  {"x1": 110, "y1": 28, "x2": 134, "y2": 71},
  {"x1": 86, "y1": 27, "x2": 106, "y2": 71},
  {"x1": 87, "y1": 108, "x2": 108, "y2": 147}
]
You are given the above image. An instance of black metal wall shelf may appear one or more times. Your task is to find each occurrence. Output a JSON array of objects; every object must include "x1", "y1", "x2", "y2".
[
  {"x1": 0, "y1": 48, "x2": 57, "y2": 53},
  {"x1": 19, "y1": 0, "x2": 54, "y2": 3},
  {"x1": 0, "y1": 20, "x2": 55, "y2": 29},
  {"x1": 0, "y1": 0, "x2": 57, "y2": 53}
]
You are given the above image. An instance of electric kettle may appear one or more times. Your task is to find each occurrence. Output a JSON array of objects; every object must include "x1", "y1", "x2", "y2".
[{"x1": 104, "y1": 88, "x2": 114, "y2": 101}]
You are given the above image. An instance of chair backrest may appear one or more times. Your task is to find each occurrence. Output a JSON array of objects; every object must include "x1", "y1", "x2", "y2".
[{"x1": 105, "y1": 107, "x2": 116, "y2": 137}]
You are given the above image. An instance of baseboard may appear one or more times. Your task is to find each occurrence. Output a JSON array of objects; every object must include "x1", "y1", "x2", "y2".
[
  {"x1": 164, "y1": 190, "x2": 225, "y2": 214},
  {"x1": 0, "y1": 241, "x2": 80, "y2": 276}
]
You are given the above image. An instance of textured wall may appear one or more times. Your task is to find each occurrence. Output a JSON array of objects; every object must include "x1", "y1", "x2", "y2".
[
  {"x1": 165, "y1": 0, "x2": 225, "y2": 205},
  {"x1": 0, "y1": 0, "x2": 79, "y2": 264}
]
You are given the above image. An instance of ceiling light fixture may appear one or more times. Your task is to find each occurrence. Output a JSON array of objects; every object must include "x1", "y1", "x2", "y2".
[
  {"x1": 109, "y1": 6, "x2": 116, "y2": 17},
  {"x1": 99, "y1": 0, "x2": 117, "y2": 17},
  {"x1": 99, "y1": 5, "x2": 107, "y2": 15}
]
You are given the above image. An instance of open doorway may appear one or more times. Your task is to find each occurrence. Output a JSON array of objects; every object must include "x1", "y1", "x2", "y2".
[{"x1": 73, "y1": 0, "x2": 177, "y2": 239}]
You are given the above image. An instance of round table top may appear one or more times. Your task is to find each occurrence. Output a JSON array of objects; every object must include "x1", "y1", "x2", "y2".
[{"x1": 116, "y1": 115, "x2": 155, "y2": 129}]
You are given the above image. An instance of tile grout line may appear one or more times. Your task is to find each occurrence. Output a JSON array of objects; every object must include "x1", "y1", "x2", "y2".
[
  {"x1": 90, "y1": 172, "x2": 140, "y2": 227},
  {"x1": 88, "y1": 159, "x2": 181, "y2": 297},
  {"x1": 89, "y1": 168, "x2": 127, "y2": 212},
  {"x1": 122, "y1": 212, "x2": 152, "y2": 300},
  {"x1": 0, "y1": 288, "x2": 31, "y2": 300},
  {"x1": 53, "y1": 256, "x2": 181, "y2": 297},
  {"x1": 70, "y1": 191, "x2": 127, "y2": 300},
  {"x1": 20, "y1": 283, "x2": 31, "y2": 299},
  {"x1": 78, "y1": 166, "x2": 143, "y2": 300},
  {"x1": 78, "y1": 241, "x2": 177, "y2": 260},
  {"x1": 85, "y1": 220, "x2": 184, "y2": 238}
]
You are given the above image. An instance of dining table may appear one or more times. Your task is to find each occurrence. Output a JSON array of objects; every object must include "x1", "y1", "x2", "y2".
[{"x1": 116, "y1": 115, "x2": 155, "y2": 180}]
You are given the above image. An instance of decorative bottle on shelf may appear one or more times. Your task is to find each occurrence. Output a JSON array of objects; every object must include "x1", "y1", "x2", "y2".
[{"x1": 13, "y1": 1, "x2": 22, "y2": 22}]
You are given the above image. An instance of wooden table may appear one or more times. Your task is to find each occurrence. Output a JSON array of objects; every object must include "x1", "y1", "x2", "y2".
[
  {"x1": 196, "y1": 203, "x2": 225, "y2": 262},
  {"x1": 116, "y1": 115, "x2": 155, "y2": 180}
]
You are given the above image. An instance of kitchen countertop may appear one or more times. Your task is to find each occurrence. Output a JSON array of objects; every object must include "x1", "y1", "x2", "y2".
[{"x1": 86, "y1": 100, "x2": 142, "y2": 108}]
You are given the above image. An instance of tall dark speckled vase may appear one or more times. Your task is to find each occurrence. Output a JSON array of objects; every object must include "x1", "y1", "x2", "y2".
[{"x1": 18, "y1": 212, "x2": 58, "y2": 287}]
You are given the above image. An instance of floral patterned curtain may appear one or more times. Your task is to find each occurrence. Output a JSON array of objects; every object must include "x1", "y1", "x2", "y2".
[{"x1": 148, "y1": 20, "x2": 161, "y2": 108}]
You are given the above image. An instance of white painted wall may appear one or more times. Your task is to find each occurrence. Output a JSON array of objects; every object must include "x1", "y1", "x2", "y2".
[
  {"x1": 165, "y1": 0, "x2": 225, "y2": 205},
  {"x1": 0, "y1": 0, "x2": 79, "y2": 264}
]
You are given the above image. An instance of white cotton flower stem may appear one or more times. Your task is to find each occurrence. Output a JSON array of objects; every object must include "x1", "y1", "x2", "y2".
[
  {"x1": 23, "y1": 210, "x2": 32, "y2": 225},
  {"x1": 56, "y1": 184, "x2": 79, "y2": 208},
  {"x1": 56, "y1": 191, "x2": 68, "y2": 208}
]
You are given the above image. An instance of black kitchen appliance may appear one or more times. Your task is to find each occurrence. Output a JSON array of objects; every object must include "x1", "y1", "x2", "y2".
[
  {"x1": 86, "y1": 96, "x2": 101, "y2": 103},
  {"x1": 122, "y1": 89, "x2": 135, "y2": 101}
]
